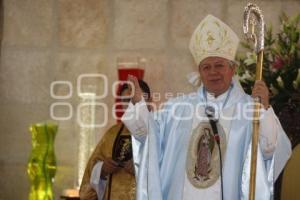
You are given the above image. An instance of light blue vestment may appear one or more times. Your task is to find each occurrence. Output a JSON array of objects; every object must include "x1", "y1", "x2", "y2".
[{"x1": 122, "y1": 78, "x2": 291, "y2": 200}]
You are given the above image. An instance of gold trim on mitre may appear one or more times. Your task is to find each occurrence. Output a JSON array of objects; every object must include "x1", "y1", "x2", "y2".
[{"x1": 189, "y1": 15, "x2": 240, "y2": 66}]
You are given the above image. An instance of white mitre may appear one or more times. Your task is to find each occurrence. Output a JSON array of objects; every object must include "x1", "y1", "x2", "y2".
[{"x1": 189, "y1": 15, "x2": 240, "y2": 66}]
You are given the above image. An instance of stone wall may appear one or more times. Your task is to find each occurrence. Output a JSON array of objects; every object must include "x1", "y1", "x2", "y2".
[{"x1": 0, "y1": 0, "x2": 299, "y2": 199}]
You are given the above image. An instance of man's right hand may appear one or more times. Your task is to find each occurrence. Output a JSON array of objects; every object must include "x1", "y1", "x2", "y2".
[
  {"x1": 128, "y1": 75, "x2": 143, "y2": 104},
  {"x1": 100, "y1": 158, "x2": 121, "y2": 179}
]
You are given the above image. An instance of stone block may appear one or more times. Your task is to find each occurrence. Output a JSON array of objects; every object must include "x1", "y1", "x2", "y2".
[
  {"x1": 2, "y1": 0, "x2": 53, "y2": 46},
  {"x1": 171, "y1": 0, "x2": 224, "y2": 49},
  {"x1": 58, "y1": 0, "x2": 109, "y2": 48},
  {"x1": 113, "y1": 0, "x2": 167, "y2": 50},
  {"x1": 53, "y1": 51, "x2": 108, "y2": 98},
  {"x1": 0, "y1": 49, "x2": 53, "y2": 104},
  {"x1": 0, "y1": 164, "x2": 29, "y2": 199},
  {"x1": 163, "y1": 52, "x2": 196, "y2": 98}
]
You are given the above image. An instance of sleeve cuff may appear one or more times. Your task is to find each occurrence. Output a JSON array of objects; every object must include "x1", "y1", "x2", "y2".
[
  {"x1": 259, "y1": 106, "x2": 278, "y2": 159},
  {"x1": 90, "y1": 161, "x2": 107, "y2": 200},
  {"x1": 121, "y1": 98, "x2": 149, "y2": 136}
]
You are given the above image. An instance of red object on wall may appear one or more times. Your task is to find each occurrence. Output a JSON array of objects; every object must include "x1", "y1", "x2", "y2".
[
  {"x1": 115, "y1": 58, "x2": 145, "y2": 122},
  {"x1": 118, "y1": 68, "x2": 144, "y2": 81}
]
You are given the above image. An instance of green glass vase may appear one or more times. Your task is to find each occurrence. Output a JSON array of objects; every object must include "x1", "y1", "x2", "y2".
[{"x1": 27, "y1": 122, "x2": 58, "y2": 200}]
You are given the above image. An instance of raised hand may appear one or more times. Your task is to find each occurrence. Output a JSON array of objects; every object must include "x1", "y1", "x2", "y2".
[{"x1": 128, "y1": 75, "x2": 143, "y2": 104}]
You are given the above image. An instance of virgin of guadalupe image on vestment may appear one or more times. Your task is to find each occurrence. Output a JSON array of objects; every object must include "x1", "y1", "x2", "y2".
[
  {"x1": 186, "y1": 122, "x2": 227, "y2": 188},
  {"x1": 194, "y1": 128, "x2": 215, "y2": 181}
]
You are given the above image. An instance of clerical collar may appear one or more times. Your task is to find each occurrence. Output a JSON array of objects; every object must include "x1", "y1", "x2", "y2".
[
  {"x1": 207, "y1": 90, "x2": 229, "y2": 102},
  {"x1": 203, "y1": 84, "x2": 234, "y2": 110}
]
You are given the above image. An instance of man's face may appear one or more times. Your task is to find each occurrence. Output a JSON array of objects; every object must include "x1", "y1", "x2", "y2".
[
  {"x1": 199, "y1": 56, "x2": 235, "y2": 96},
  {"x1": 121, "y1": 88, "x2": 152, "y2": 111},
  {"x1": 120, "y1": 88, "x2": 131, "y2": 111}
]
